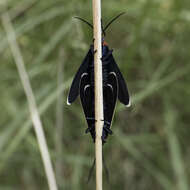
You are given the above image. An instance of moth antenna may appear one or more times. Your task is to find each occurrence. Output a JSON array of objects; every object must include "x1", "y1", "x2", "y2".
[
  {"x1": 74, "y1": 16, "x2": 93, "y2": 29},
  {"x1": 101, "y1": 19, "x2": 106, "y2": 36},
  {"x1": 103, "y1": 12, "x2": 126, "y2": 33}
]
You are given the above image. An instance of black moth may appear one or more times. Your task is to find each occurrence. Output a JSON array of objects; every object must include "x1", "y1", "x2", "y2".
[{"x1": 67, "y1": 13, "x2": 130, "y2": 144}]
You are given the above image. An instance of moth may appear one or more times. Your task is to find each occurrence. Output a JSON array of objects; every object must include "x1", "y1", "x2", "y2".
[{"x1": 67, "y1": 13, "x2": 130, "y2": 144}]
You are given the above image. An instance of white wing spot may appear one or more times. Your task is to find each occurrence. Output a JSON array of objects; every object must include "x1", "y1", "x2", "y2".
[
  {"x1": 81, "y1": 73, "x2": 88, "y2": 78},
  {"x1": 109, "y1": 72, "x2": 116, "y2": 76},
  {"x1": 67, "y1": 98, "x2": 71, "y2": 105},
  {"x1": 84, "y1": 84, "x2": 90, "y2": 92},
  {"x1": 126, "y1": 100, "x2": 131, "y2": 107},
  {"x1": 107, "y1": 84, "x2": 113, "y2": 91}
]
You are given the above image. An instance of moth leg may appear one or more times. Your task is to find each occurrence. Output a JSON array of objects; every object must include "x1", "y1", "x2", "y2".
[
  {"x1": 101, "y1": 120, "x2": 112, "y2": 134},
  {"x1": 103, "y1": 125, "x2": 113, "y2": 135},
  {"x1": 101, "y1": 121, "x2": 113, "y2": 144},
  {"x1": 85, "y1": 117, "x2": 96, "y2": 133},
  {"x1": 85, "y1": 125, "x2": 95, "y2": 133}
]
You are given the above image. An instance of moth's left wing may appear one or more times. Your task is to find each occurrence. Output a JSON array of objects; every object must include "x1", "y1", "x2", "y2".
[
  {"x1": 67, "y1": 49, "x2": 93, "y2": 105},
  {"x1": 80, "y1": 73, "x2": 95, "y2": 141}
]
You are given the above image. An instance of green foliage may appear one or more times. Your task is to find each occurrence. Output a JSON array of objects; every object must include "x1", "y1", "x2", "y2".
[{"x1": 0, "y1": 0, "x2": 190, "y2": 189}]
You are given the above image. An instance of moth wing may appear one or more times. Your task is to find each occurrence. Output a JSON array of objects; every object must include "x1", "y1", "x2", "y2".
[
  {"x1": 80, "y1": 74, "x2": 94, "y2": 126},
  {"x1": 104, "y1": 72, "x2": 118, "y2": 126},
  {"x1": 109, "y1": 54, "x2": 130, "y2": 107},
  {"x1": 80, "y1": 74, "x2": 95, "y2": 140},
  {"x1": 102, "y1": 72, "x2": 118, "y2": 142},
  {"x1": 67, "y1": 49, "x2": 93, "y2": 105}
]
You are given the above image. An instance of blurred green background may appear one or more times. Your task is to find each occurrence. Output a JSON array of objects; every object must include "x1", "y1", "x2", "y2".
[{"x1": 1, "y1": 0, "x2": 190, "y2": 189}]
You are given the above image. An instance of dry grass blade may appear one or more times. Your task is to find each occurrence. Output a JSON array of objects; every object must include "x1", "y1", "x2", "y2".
[{"x1": 1, "y1": 11, "x2": 58, "y2": 190}]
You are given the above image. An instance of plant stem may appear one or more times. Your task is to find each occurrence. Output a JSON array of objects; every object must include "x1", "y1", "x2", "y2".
[
  {"x1": 92, "y1": 0, "x2": 103, "y2": 189},
  {"x1": 1, "y1": 10, "x2": 58, "y2": 190}
]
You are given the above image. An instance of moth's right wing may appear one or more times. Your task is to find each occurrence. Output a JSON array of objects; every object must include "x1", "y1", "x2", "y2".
[
  {"x1": 108, "y1": 54, "x2": 130, "y2": 107},
  {"x1": 102, "y1": 72, "x2": 118, "y2": 142},
  {"x1": 104, "y1": 72, "x2": 118, "y2": 126},
  {"x1": 67, "y1": 49, "x2": 93, "y2": 105}
]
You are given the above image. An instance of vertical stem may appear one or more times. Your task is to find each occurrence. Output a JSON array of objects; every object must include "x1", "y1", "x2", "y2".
[{"x1": 92, "y1": 0, "x2": 103, "y2": 190}]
